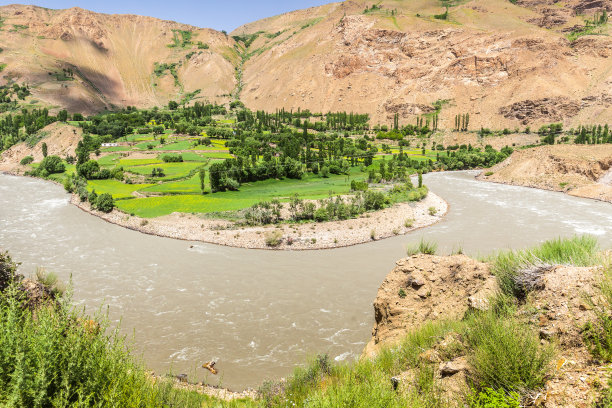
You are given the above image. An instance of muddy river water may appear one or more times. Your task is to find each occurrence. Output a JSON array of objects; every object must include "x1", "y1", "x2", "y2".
[{"x1": 1, "y1": 171, "x2": 611, "y2": 390}]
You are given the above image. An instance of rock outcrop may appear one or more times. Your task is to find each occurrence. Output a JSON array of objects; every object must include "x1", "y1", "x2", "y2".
[
  {"x1": 365, "y1": 253, "x2": 610, "y2": 406},
  {"x1": 363, "y1": 254, "x2": 497, "y2": 356}
]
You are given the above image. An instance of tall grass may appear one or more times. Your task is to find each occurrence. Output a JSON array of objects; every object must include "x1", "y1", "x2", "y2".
[
  {"x1": 0, "y1": 286, "x2": 254, "y2": 408},
  {"x1": 491, "y1": 236, "x2": 600, "y2": 297},
  {"x1": 583, "y1": 257, "x2": 612, "y2": 362},
  {"x1": 465, "y1": 311, "x2": 555, "y2": 393},
  {"x1": 259, "y1": 320, "x2": 461, "y2": 408},
  {"x1": 406, "y1": 239, "x2": 438, "y2": 256}
]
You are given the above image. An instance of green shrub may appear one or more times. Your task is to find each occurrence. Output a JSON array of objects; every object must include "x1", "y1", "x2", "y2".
[
  {"x1": 0, "y1": 251, "x2": 19, "y2": 292},
  {"x1": 0, "y1": 284, "x2": 237, "y2": 407},
  {"x1": 428, "y1": 206, "x2": 438, "y2": 216},
  {"x1": 467, "y1": 387, "x2": 521, "y2": 408},
  {"x1": 314, "y1": 207, "x2": 329, "y2": 222},
  {"x1": 39, "y1": 155, "x2": 65, "y2": 174},
  {"x1": 320, "y1": 165, "x2": 330, "y2": 178},
  {"x1": 350, "y1": 179, "x2": 368, "y2": 191},
  {"x1": 88, "y1": 189, "x2": 98, "y2": 204},
  {"x1": 161, "y1": 154, "x2": 183, "y2": 163},
  {"x1": 465, "y1": 312, "x2": 554, "y2": 393},
  {"x1": 96, "y1": 193, "x2": 114, "y2": 213},
  {"x1": 19, "y1": 156, "x2": 33, "y2": 165},
  {"x1": 364, "y1": 191, "x2": 387, "y2": 211}
]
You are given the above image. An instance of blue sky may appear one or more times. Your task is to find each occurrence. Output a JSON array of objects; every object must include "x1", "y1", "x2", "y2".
[{"x1": 5, "y1": 1, "x2": 335, "y2": 32}]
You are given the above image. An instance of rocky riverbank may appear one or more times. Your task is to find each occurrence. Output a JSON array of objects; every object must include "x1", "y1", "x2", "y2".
[{"x1": 479, "y1": 144, "x2": 612, "y2": 203}]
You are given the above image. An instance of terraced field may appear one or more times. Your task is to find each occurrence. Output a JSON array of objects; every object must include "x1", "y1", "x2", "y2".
[{"x1": 86, "y1": 133, "x2": 442, "y2": 217}]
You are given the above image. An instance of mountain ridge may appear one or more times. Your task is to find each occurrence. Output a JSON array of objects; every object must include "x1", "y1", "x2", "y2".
[{"x1": 1, "y1": 0, "x2": 611, "y2": 127}]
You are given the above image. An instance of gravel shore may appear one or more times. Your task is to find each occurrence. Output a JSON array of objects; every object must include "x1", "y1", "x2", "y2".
[{"x1": 71, "y1": 192, "x2": 448, "y2": 250}]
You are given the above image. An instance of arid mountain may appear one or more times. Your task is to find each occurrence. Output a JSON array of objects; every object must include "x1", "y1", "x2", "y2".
[
  {"x1": 0, "y1": 4, "x2": 236, "y2": 113},
  {"x1": 1, "y1": 0, "x2": 612, "y2": 127},
  {"x1": 233, "y1": 0, "x2": 612, "y2": 127}
]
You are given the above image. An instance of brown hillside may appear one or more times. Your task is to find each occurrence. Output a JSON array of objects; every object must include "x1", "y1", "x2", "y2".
[
  {"x1": 0, "y1": 1, "x2": 611, "y2": 128},
  {"x1": 0, "y1": 4, "x2": 236, "y2": 113}
]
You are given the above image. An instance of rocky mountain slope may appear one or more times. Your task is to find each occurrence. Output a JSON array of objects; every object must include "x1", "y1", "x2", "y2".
[
  {"x1": 1, "y1": 0, "x2": 611, "y2": 127},
  {"x1": 233, "y1": 0, "x2": 612, "y2": 127},
  {"x1": 0, "y1": 4, "x2": 236, "y2": 113}
]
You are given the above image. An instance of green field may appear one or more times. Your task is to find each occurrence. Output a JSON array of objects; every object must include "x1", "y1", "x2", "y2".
[
  {"x1": 28, "y1": 124, "x2": 450, "y2": 220},
  {"x1": 125, "y1": 162, "x2": 204, "y2": 180},
  {"x1": 117, "y1": 171, "x2": 365, "y2": 217},
  {"x1": 100, "y1": 145, "x2": 131, "y2": 152},
  {"x1": 74, "y1": 135, "x2": 441, "y2": 218},
  {"x1": 87, "y1": 180, "x2": 154, "y2": 199}
]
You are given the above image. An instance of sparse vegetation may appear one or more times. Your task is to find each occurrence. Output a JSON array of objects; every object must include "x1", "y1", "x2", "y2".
[
  {"x1": 407, "y1": 239, "x2": 438, "y2": 256},
  {"x1": 434, "y1": 6, "x2": 449, "y2": 20},
  {"x1": 168, "y1": 29, "x2": 194, "y2": 48},
  {"x1": 491, "y1": 235, "x2": 600, "y2": 298},
  {"x1": 264, "y1": 230, "x2": 283, "y2": 247}
]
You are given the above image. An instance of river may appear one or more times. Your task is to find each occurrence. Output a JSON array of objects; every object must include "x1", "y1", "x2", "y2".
[{"x1": 0, "y1": 171, "x2": 611, "y2": 390}]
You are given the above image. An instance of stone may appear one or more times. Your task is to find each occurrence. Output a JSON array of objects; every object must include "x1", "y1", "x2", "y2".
[
  {"x1": 539, "y1": 329, "x2": 554, "y2": 340},
  {"x1": 391, "y1": 376, "x2": 400, "y2": 390},
  {"x1": 439, "y1": 358, "x2": 468, "y2": 377},
  {"x1": 420, "y1": 349, "x2": 441, "y2": 363},
  {"x1": 409, "y1": 275, "x2": 426, "y2": 289}
]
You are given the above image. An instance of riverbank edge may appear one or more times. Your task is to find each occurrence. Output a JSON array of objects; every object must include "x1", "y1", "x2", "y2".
[
  {"x1": 476, "y1": 170, "x2": 612, "y2": 205},
  {"x1": 1, "y1": 170, "x2": 449, "y2": 251},
  {"x1": 69, "y1": 191, "x2": 449, "y2": 251}
]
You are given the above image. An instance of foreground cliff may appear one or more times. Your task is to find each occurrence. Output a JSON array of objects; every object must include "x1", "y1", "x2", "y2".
[{"x1": 361, "y1": 238, "x2": 611, "y2": 407}]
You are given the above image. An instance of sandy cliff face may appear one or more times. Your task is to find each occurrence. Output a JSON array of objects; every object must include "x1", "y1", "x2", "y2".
[
  {"x1": 363, "y1": 254, "x2": 497, "y2": 356},
  {"x1": 482, "y1": 144, "x2": 612, "y2": 202}
]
